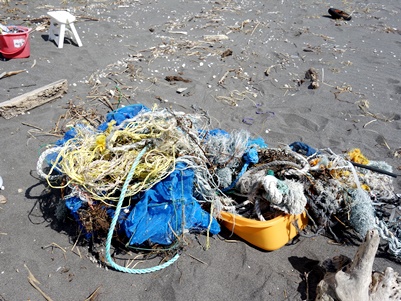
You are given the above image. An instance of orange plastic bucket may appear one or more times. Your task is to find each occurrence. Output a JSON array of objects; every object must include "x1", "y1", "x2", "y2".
[
  {"x1": 0, "y1": 26, "x2": 31, "y2": 59},
  {"x1": 219, "y1": 210, "x2": 308, "y2": 251}
]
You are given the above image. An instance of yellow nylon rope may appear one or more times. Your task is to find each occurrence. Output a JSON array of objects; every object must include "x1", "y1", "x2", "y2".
[{"x1": 45, "y1": 113, "x2": 183, "y2": 205}]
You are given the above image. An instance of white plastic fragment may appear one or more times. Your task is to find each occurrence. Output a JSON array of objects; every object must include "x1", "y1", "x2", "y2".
[{"x1": 176, "y1": 87, "x2": 187, "y2": 94}]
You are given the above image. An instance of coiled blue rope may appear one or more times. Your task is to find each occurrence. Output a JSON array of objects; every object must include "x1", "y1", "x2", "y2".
[{"x1": 105, "y1": 146, "x2": 180, "y2": 273}]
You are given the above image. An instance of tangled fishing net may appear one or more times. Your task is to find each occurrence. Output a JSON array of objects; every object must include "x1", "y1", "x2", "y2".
[
  {"x1": 36, "y1": 104, "x2": 269, "y2": 265},
  {"x1": 36, "y1": 104, "x2": 401, "y2": 272},
  {"x1": 290, "y1": 144, "x2": 401, "y2": 258}
]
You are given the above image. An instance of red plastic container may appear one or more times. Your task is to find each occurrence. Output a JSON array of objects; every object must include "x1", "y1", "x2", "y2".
[{"x1": 0, "y1": 26, "x2": 31, "y2": 59}]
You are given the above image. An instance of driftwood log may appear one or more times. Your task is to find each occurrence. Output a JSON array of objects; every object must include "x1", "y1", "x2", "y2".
[
  {"x1": 315, "y1": 229, "x2": 401, "y2": 301},
  {"x1": 0, "y1": 79, "x2": 68, "y2": 119}
]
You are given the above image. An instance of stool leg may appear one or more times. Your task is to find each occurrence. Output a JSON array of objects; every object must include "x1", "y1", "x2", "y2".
[
  {"x1": 69, "y1": 23, "x2": 83, "y2": 47},
  {"x1": 48, "y1": 21, "x2": 56, "y2": 42},
  {"x1": 58, "y1": 23, "x2": 66, "y2": 48}
]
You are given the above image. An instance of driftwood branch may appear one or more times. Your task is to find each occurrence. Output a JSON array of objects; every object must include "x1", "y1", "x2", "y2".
[
  {"x1": 0, "y1": 79, "x2": 68, "y2": 119},
  {"x1": 0, "y1": 69, "x2": 26, "y2": 79},
  {"x1": 315, "y1": 229, "x2": 401, "y2": 301}
]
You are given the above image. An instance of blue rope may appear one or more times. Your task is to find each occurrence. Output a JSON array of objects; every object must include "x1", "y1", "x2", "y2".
[{"x1": 105, "y1": 147, "x2": 180, "y2": 273}]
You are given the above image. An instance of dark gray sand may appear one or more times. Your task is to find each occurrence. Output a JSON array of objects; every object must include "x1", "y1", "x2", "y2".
[{"x1": 1, "y1": 0, "x2": 401, "y2": 300}]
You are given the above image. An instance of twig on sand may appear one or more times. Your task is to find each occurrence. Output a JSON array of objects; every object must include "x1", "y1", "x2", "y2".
[
  {"x1": 71, "y1": 228, "x2": 82, "y2": 254},
  {"x1": 203, "y1": 34, "x2": 229, "y2": 42},
  {"x1": 86, "y1": 95, "x2": 114, "y2": 111},
  {"x1": 71, "y1": 229, "x2": 82, "y2": 258},
  {"x1": 218, "y1": 69, "x2": 236, "y2": 85},
  {"x1": 78, "y1": 16, "x2": 100, "y2": 22},
  {"x1": 304, "y1": 271, "x2": 311, "y2": 300},
  {"x1": 125, "y1": 254, "x2": 144, "y2": 269},
  {"x1": 357, "y1": 99, "x2": 394, "y2": 122},
  {"x1": 363, "y1": 119, "x2": 377, "y2": 128},
  {"x1": 42, "y1": 242, "x2": 66, "y2": 253},
  {"x1": 251, "y1": 21, "x2": 260, "y2": 35},
  {"x1": 22, "y1": 122, "x2": 43, "y2": 131},
  {"x1": 187, "y1": 254, "x2": 207, "y2": 265},
  {"x1": 215, "y1": 90, "x2": 257, "y2": 106},
  {"x1": 24, "y1": 264, "x2": 54, "y2": 301},
  {"x1": 71, "y1": 246, "x2": 82, "y2": 258},
  {"x1": 381, "y1": 138, "x2": 391, "y2": 150},
  {"x1": 27, "y1": 129, "x2": 62, "y2": 139},
  {"x1": 84, "y1": 285, "x2": 102, "y2": 301},
  {"x1": 0, "y1": 69, "x2": 26, "y2": 80}
]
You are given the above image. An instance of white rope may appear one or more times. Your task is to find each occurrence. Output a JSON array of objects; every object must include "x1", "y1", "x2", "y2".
[
  {"x1": 261, "y1": 175, "x2": 283, "y2": 206},
  {"x1": 36, "y1": 146, "x2": 63, "y2": 181},
  {"x1": 376, "y1": 218, "x2": 401, "y2": 256},
  {"x1": 254, "y1": 196, "x2": 265, "y2": 221},
  {"x1": 281, "y1": 179, "x2": 307, "y2": 215}
]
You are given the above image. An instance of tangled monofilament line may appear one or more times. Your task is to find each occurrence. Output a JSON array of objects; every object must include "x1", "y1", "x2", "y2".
[
  {"x1": 203, "y1": 130, "x2": 250, "y2": 169},
  {"x1": 304, "y1": 150, "x2": 401, "y2": 253}
]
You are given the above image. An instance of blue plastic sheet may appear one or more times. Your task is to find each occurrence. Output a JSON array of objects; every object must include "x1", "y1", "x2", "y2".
[
  {"x1": 290, "y1": 141, "x2": 318, "y2": 157},
  {"x1": 121, "y1": 162, "x2": 220, "y2": 245},
  {"x1": 98, "y1": 104, "x2": 150, "y2": 131}
]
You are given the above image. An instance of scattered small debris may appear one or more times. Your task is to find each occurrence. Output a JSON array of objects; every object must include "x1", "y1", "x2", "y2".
[
  {"x1": 0, "y1": 195, "x2": 7, "y2": 204},
  {"x1": 242, "y1": 117, "x2": 254, "y2": 125},
  {"x1": 305, "y1": 68, "x2": 319, "y2": 89},
  {"x1": 165, "y1": 75, "x2": 192, "y2": 83},
  {"x1": 264, "y1": 65, "x2": 276, "y2": 77},
  {"x1": 221, "y1": 49, "x2": 233, "y2": 58},
  {"x1": 328, "y1": 8, "x2": 352, "y2": 21},
  {"x1": 393, "y1": 148, "x2": 401, "y2": 158},
  {"x1": 203, "y1": 34, "x2": 229, "y2": 42},
  {"x1": 176, "y1": 87, "x2": 188, "y2": 94},
  {"x1": 168, "y1": 30, "x2": 188, "y2": 35}
]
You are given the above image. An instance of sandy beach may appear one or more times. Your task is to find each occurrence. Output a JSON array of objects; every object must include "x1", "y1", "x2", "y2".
[{"x1": 1, "y1": 0, "x2": 401, "y2": 300}]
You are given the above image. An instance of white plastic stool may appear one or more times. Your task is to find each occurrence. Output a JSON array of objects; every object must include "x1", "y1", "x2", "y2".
[{"x1": 47, "y1": 11, "x2": 83, "y2": 48}]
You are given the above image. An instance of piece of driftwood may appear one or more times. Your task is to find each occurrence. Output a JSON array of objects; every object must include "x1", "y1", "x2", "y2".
[
  {"x1": 0, "y1": 69, "x2": 26, "y2": 79},
  {"x1": 0, "y1": 79, "x2": 68, "y2": 119},
  {"x1": 315, "y1": 229, "x2": 401, "y2": 301}
]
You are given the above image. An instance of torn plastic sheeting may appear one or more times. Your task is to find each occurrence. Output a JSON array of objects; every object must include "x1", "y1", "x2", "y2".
[
  {"x1": 122, "y1": 162, "x2": 220, "y2": 246},
  {"x1": 289, "y1": 141, "x2": 318, "y2": 157},
  {"x1": 98, "y1": 103, "x2": 150, "y2": 131}
]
